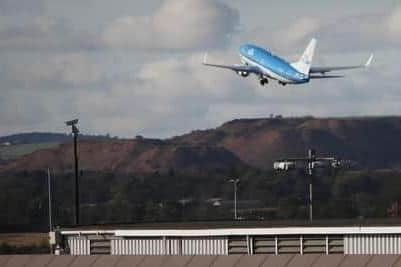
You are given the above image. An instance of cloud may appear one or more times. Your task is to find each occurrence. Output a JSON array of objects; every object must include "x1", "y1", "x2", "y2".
[
  {"x1": 70, "y1": 53, "x2": 256, "y2": 137},
  {"x1": 3, "y1": 53, "x2": 104, "y2": 88},
  {"x1": 0, "y1": 0, "x2": 239, "y2": 52},
  {"x1": 2, "y1": 45, "x2": 401, "y2": 138},
  {"x1": 271, "y1": 17, "x2": 320, "y2": 48},
  {"x1": 386, "y1": 5, "x2": 401, "y2": 35},
  {"x1": 0, "y1": 16, "x2": 97, "y2": 51},
  {"x1": 313, "y1": 10, "x2": 401, "y2": 53},
  {"x1": 203, "y1": 68, "x2": 401, "y2": 127},
  {"x1": 69, "y1": 50, "x2": 401, "y2": 138},
  {"x1": 102, "y1": 0, "x2": 239, "y2": 50},
  {"x1": 243, "y1": 5, "x2": 401, "y2": 55},
  {"x1": 1, "y1": 1, "x2": 401, "y2": 139},
  {"x1": 0, "y1": 0, "x2": 45, "y2": 16}
]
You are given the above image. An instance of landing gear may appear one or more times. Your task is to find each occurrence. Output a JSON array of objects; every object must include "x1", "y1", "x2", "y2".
[
  {"x1": 260, "y1": 78, "x2": 268, "y2": 86},
  {"x1": 278, "y1": 81, "x2": 287, "y2": 86}
]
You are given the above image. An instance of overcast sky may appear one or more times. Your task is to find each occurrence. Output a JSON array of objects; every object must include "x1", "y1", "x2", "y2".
[{"x1": 0, "y1": 0, "x2": 400, "y2": 138}]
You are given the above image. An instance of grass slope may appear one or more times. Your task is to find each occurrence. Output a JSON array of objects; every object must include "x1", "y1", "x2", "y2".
[{"x1": 0, "y1": 142, "x2": 60, "y2": 160}]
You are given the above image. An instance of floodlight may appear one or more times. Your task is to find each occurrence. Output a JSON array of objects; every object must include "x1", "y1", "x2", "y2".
[{"x1": 65, "y1": 119, "x2": 79, "y2": 126}]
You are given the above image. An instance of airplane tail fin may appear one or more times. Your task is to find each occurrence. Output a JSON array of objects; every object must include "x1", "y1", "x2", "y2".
[{"x1": 291, "y1": 38, "x2": 317, "y2": 75}]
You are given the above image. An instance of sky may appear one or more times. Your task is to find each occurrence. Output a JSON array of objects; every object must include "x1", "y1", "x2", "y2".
[{"x1": 0, "y1": 0, "x2": 400, "y2": 138}]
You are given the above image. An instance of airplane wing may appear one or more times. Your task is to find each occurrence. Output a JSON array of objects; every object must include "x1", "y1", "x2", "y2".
[
  {"x1": 202, "y1": 53, "x2": 262, "y2": 75},
  {"x1": 309, "y1": 54, "x2": 373, "y2": 74}
]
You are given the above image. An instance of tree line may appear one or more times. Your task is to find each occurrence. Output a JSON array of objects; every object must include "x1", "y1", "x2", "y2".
[{"x1": 1, "y1": 167, "x2": 401, "y2": 232}]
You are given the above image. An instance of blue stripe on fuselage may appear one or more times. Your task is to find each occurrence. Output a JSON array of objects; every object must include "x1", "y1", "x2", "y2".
[{"x1": 239, "y1": 44, "x2": 309, "y2": 84}]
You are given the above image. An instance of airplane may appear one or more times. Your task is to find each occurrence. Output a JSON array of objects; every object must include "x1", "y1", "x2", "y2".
[{"x1": 203, "y1": 38, "x2": 373, "y2": 86}]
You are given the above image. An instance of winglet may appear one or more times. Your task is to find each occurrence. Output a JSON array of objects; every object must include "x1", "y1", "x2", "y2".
[
  {"x1": 365, "y1": 54, "x2": 374, "y2": 67},
  {"x1": 203, "y1": 53, "x2": 208, "y2": 65}
]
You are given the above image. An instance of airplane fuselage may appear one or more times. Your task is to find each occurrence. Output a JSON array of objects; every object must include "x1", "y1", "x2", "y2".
[
  {"x1": 239, "y1": 44, "x2": 309, "y2": 84},
  {"x1": 203, "y1": 39, "x2": 372, "y2": 86}
]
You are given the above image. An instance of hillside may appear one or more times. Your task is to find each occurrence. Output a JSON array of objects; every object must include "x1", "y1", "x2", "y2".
[
  {"x1": 0, "y1": 132, "x2": 112, "y2": 145},
  {"x1": 0, "y1": 139, "x2": 244, "y2": 174},
  {"x1": 0, "y1": 132, "x2": 112, "y2": 161},
  {"x1": 2, "y1": 116, "x2": 401, "y2": 173},
  {"x1": 172, "y1": 116, "x2": 401, "y2": 169},
  {"x1": 0, "y1": 133, "x2": 71, "y2": 145},
  {"x1": 3, "y1": 117, "x2": 401, "y2": 230}
]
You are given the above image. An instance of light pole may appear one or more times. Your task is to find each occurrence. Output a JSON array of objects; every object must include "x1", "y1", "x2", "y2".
[
  {"x1": 47, "y1": 167, "x2": 53, "y2": 254},
  {"x1": 307, "y1": 149, "x2": 316, "y2": 223},
  {"x1": 229, "y1": 179, "x2": 240, "y2": 220},
  {"x1": 65, "y1": 119, "x2": 80, "y2": 225},
  {"x1": 47, "y1": 168, "x2": 52, "y2": 231}
]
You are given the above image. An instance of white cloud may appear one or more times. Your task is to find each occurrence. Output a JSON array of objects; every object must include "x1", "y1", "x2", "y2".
[
  {"x1": 386, "y1": 5, "x2": 401, "y2": 35},
  {"x1": 1, "y1": 1, "x2": 401, "y2": 139},
  {"x1": 70, "y1": 53, "x2": 257, "y2": 137},
  {"x1": 0, "y1": 15, "x2": 97, "y2": 50},
  {"x1": 243, "y1": 5, "x2": 401, "y2": 55},
  {"x1": 0, "y1": 0, "x2": 45, "y2": 16},
  {"x1": 4, "y1": 53, "x2": 104, "y2": 87},
  {"x1": 102, "y1": 0, "x2": 239, "y2": 50},
  {"x1": 0, "y1": 0, "x2": 238, "y2": 52},
  {"x1": 2, "y1": 46, "x2": 401, "y2": 138},
  {"x1": 266, "y1": 17, "x2": 320, "y2": 52}
]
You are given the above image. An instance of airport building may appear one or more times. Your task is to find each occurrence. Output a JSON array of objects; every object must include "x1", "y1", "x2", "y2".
[{"x1": 55, "y1": 225, "x2": 401, "y2": 256}]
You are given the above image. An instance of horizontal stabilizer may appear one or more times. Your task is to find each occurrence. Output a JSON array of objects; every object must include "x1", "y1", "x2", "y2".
[
  {"x1": 309, "y1": 75, "x2": 344, "y2": 79},
  {"x1": 310, "y1": 54, "x2": 374, "y2": 74}
]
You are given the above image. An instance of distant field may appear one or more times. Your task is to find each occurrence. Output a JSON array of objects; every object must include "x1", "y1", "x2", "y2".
[
  {"x1": 0, "y1": 142, "x2": 60, "y2": 160},
  {"x1": 0, "y1": 233, "x2": 48, "y2": 247}
]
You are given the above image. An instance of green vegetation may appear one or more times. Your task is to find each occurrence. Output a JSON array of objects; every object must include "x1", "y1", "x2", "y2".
[
  {"x1": 0, "y1": 132, "x2": 113, "y2": 161},
  {"x1": 0, "y1": 142, "x2": 60, "y2": 160},
  {"x1": 1, "y1": 168, "x2": 401, "y2": 232},
  {"x1": 4, "y1": 119, "x2": 401, "y2": 236}
]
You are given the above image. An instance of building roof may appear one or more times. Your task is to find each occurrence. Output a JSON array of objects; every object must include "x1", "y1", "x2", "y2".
[
  {"x1": 60, "y1": 226, "x2": 401, "y2": 237},
  {"x1": 58, "y1": 219, "x2": 401, "y2": 231}
]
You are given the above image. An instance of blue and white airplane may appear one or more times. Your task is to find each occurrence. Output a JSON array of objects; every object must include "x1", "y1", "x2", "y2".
[{"x1": 203, "y1": 38, "x2": 373, "y2": 86}]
